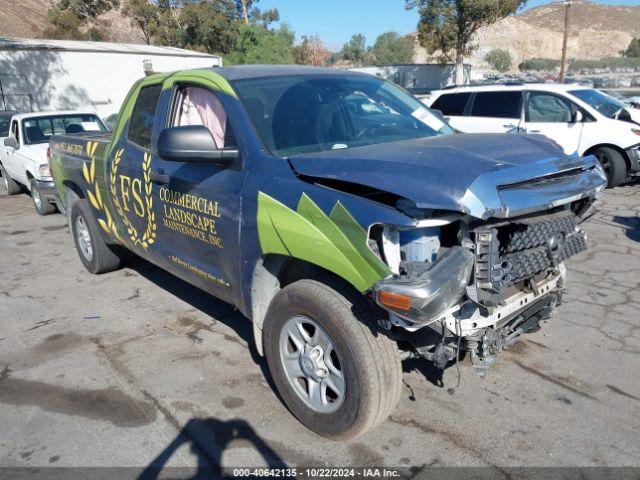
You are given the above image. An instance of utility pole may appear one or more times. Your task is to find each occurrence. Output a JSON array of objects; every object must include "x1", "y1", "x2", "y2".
[{"x1": 558, "y1": 0, "x2": 572, "y2": 83}]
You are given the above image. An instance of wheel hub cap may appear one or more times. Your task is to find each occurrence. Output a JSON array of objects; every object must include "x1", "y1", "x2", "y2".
[
  {"x1": 279, "y1": 315, "x2": 345, "y2": 413},
  {"x1": 33, "y1": 188, "x2": 41, "y2": 208},
  {"x1": 75, "y1": 216, "x2": 93, "y2": 261}
]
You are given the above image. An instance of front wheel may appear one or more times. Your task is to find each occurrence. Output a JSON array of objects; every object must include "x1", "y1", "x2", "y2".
[
  {"x1": 31, "y1": 179, "x2": 56, "y2": 215},
  {"x1": 263, "y1": 279, "x2": 402, "y2": 439},
  {"x1": 594, "y1": 147, "x2": 627, "y2": 188},
  {"x1": 70, "y1": 199, "x2": 122, "y2": 274}
]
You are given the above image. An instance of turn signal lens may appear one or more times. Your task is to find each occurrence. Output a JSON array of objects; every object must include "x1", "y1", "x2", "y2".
[{"x1": 378, "y1": 290, "x2": 412, "y2": 311}]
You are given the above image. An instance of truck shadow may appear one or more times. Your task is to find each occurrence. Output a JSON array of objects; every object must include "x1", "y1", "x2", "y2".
[{"x1": 138, "y1": 417, "x2": 288, "y2": 480}]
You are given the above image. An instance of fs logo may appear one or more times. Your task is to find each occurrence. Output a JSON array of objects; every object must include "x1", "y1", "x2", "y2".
[{"x1": 83, "y1": 142, "x2": 156, "y2": 250}]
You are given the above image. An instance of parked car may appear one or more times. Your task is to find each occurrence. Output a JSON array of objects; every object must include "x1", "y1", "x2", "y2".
[
  {"x1": 50, "y1": 66, "x2": 606, "y2": 439},
  {"x1": 428, "y1": 84, "x2": 640, "y2": 187},
  {"x1": 0, "y1": 110, "x2": 107, "y2": 214}
]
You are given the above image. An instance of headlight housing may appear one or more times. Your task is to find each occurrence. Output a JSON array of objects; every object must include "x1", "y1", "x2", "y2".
[{"x1": 39, "y1": 164, "x2": 51, "y2": 178}]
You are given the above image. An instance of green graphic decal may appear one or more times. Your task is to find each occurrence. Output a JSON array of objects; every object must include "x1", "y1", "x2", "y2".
[{"x1": 257, "y1": 192, "x2": 390, "y2": 292}]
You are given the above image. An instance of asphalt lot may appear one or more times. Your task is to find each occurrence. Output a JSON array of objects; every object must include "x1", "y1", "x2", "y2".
[{"x1": 1, "y1": 180, "x2": 639, "y2": 474}]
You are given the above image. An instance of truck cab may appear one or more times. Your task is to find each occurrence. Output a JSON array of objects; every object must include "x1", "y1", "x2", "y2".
[
  {"x1": 49, "y1": 66, "x2": 606, "y2": 439},
  {"x1": 0, "y1": 110, "x2": 107, "y2": 215}
]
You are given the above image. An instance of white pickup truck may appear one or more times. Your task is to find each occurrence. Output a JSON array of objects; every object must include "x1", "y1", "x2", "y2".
[{"x1": 0, "y1": 111, "x2": 108, "y2": 214}]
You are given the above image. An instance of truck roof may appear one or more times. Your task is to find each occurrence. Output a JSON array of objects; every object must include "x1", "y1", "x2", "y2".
[
  {"x1": 207, "y1": 65, "x2": 369, "y2": 81},
  {"x1": 10, "y1": 110, "x2": 101, "y2": 121}
]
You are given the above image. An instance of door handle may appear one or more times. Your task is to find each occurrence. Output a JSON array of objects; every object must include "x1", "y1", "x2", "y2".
[
  {"x1": 503, "y1": 124, "x2": 516, "y2": 128},
  {"x1": 149, "y1": 168, "x2": 169, "y2": 184}
]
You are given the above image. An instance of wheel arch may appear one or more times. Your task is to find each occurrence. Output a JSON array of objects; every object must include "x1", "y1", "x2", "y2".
[
  {"x1": 583, "y1": 143, "x2": 631, "y2": 169},
  {"x1": 249, "y1": 254, "x2": 368, "y2": 356}
]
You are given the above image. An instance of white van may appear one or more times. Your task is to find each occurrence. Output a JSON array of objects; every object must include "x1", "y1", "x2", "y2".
[{"x1": 427, "y1": 84, "x2": 640, "y2": 187}]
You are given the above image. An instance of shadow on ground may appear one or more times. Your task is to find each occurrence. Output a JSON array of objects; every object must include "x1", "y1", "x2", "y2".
[{"x1": 138, "y1": 417, "x2": 287, "y2": 479}]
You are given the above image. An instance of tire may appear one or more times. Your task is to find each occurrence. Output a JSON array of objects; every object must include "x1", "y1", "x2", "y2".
[
  {"x1": 1, "y1": 165, "x2": 21, "y2": 195},
  {"x1": 70, "y1": 199, "x2": 122, "y2": 274},
  {"x1": 594, "y1": 147, "x2": 627, "y2": 188},
  {"x1": 263, "y1": 278, "x2": 402, "y2": 439},
  {"x1": 31, "y1": 179, "x2": 56, "y2": 215}
]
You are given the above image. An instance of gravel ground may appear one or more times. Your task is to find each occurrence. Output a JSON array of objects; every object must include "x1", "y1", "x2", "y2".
[{"x1": 0, "y1": 179, "x2": 639, "y2": 475}]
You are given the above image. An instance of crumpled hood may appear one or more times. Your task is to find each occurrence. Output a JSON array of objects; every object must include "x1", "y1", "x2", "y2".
[{"x1": 289, "y1": 133, "x2": 606, "y2": 220}]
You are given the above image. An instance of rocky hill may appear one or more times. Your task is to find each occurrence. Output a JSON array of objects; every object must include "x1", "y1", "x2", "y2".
[
  {"x1": 415, "y1": 0, "x2": 640, "y2": 69},
  {"x1": 0, "y1": 0, "x2": 144, "y2": 43}
]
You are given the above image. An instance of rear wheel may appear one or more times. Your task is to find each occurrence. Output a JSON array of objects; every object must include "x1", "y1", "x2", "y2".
[
  {"x1": 594, "y1": 147, "x2": 627, "y2": 188},
  {"x1": 263, "y1": 278, "x2": 402, "y2": 439},
  {"x1": 31, "y1": 179, "x2": 56, "y2": 215},
  {"x1": 1, "y1": 165, "x2": 21, "y2": 195},
  {"x1": 70, "y1": 199, "x2": 122, "y2": 274}
]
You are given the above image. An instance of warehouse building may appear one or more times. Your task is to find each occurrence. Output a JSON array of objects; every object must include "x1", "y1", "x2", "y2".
[{"x1": 0, "y1": 38, "x2": 221, "y2": 119}]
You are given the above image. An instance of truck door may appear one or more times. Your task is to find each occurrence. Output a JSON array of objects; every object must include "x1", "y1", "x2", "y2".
[
  {"x1": 148, "y1": 83, "x2": 245, "y2": 303},
  {"x1": 110, "y1": 83, "x2": 164, "y2": 265},
  {"x1": 4, "y1": 119, "x2": 23, "y2": 182},
  {"x1": 521, "y1": 91, "x2": 583, "y2": 154}
]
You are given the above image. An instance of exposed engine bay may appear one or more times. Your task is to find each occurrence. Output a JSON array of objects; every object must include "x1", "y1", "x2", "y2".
[{"x1": 370, "y1": 198, "x2": 595, "y2": 376}]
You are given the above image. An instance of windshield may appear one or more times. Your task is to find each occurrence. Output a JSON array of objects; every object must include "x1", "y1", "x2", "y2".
[
  {"x1": 0, "y1": 115, "x2": 12, "y2": 137},
  {"x1": 569, "y1": 89, "x2": 627, "y2": 118},
  {"x1": 22, "y1": 114, "x2": 107, "y2": 145},
  {"x1": 232, "y1": 74, "x2": 453, "y2": 157}
]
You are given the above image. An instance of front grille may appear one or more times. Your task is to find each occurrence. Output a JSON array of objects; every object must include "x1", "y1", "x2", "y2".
[{"x1": 474, "y1": 211, "x2": 586, "y2": 305}]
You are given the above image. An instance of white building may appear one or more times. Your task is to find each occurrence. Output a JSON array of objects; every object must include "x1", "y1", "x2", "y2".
[
  {"x1": 0, "y1": 38, "x2": 222, "y2": 118},
  {"x1": 351, "y1": 64, "x2": 473, "y2": 94}
]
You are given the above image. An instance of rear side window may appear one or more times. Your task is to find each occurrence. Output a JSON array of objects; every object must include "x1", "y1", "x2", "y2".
[
  {"x1": 471, "y1": 91, "x2": 522, "y2": 118},
  {"x1": 431, "y1": 92, "x2": 471, "y2": 116},
  {"x1": 128, "y1": 84, "x2": 162, "y2": 149}
]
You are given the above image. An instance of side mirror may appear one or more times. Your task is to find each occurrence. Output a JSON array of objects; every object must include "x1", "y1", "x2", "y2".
[
  {"x1": 4, "y1": 137, "x2": 18, "y2": 148},
  {"x1": 157, "y1": 125, "x2": 238, "y2": 166},
  {"x1": 571, "y1": 110, "x2": 584, "y2": 123}
]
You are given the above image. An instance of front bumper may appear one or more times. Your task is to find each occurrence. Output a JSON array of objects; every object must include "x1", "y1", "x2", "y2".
[{"x1": 35, "y1": 179, "x2": 58, "y2": 203}]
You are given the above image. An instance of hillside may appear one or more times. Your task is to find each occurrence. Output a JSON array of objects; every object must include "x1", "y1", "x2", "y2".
[
  {"x1": 415, "y1": 0, "x2": 640, "y2": 68},
  {"x1": 0, "y1": 0, "x2": 144, "y2": 43}
]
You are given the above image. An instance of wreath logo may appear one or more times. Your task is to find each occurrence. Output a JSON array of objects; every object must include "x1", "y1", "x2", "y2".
[{"x1": 83, "y1": 141, "x2": 157, "y2": 250}]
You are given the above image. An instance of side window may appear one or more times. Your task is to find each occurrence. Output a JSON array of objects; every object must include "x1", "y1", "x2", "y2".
[
  {"x1": 471, "y1": 91, "x2": 522, "y2": 118},
  {"x1": 431, "y1": 92, "x2": 471, "y2": 116},
  {"x1": 526, "y1": 92, "x2": 574, "y2": 123},
  {"x1": 172, "y1": 85, "x2": 237, "y2": 149},
  {"x1": 128, "y1": 84, "x2": 162, "y2": 149}
]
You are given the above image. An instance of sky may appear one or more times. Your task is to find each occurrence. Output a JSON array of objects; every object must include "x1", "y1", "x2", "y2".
[{"x1": 257, "y1": 0, "x2": 640, "y2": 51}]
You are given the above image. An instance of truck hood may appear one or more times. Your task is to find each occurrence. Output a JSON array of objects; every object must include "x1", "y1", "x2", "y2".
[
  {"x1": 16, "y1": 143, "x2": 48, "y2": 163},
  {"x1": 288, "y1": 133, "x2": 607, "y2": 220}
]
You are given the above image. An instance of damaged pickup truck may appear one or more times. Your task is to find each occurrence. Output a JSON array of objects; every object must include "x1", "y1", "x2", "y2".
[{"x1": 49, "y1": 66, "x2": 606, "y2": 439}]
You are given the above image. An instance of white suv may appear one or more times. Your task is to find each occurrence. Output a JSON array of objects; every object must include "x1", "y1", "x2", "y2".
[{"x1": 427, "y1": 84, "x2": 640, "y2": 187}]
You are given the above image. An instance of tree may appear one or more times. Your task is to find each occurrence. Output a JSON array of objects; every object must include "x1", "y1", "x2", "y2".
[
  {"x1": 339, "y1": 34, "x2": 368, "y2": 66},
  {"x1": 485, "y1": 48, "x2": 512, "y2": 72},
  {"x1": 44, "y1": 0, "x2": 119, "y2": 40},
  {"x1": 226, "y1": 24, "x2": 295, "y2": 65},
  {"x1": 293, "y1": 35, "x2": 331, "y2": 66},
  {"x1": 122, "y1": 0, "x2": 158, "y2": 44},
  {"x1": 518, "y1": 58, "x2": 560, "y2": 72},
  {"x1": 180, "y1": 0, "x2": 239, "y2": 54},
  {"x1": 625, "y1": 38, "x2": 640, "y2": 58},
  {"x1": 407, "y1": 0, "x2": 526, "y2": 85},
  {"x1": 371, "y1": 32, "x2": 414, "y2": 66}
]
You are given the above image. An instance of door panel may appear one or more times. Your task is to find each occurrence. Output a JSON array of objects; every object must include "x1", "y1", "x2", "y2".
[
  {"x1": 522, "y1": 91, "x2": 582, "y2": 154},
  {"x1": 149, "y1": 83, "x2": 245, "y2": 303}
]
